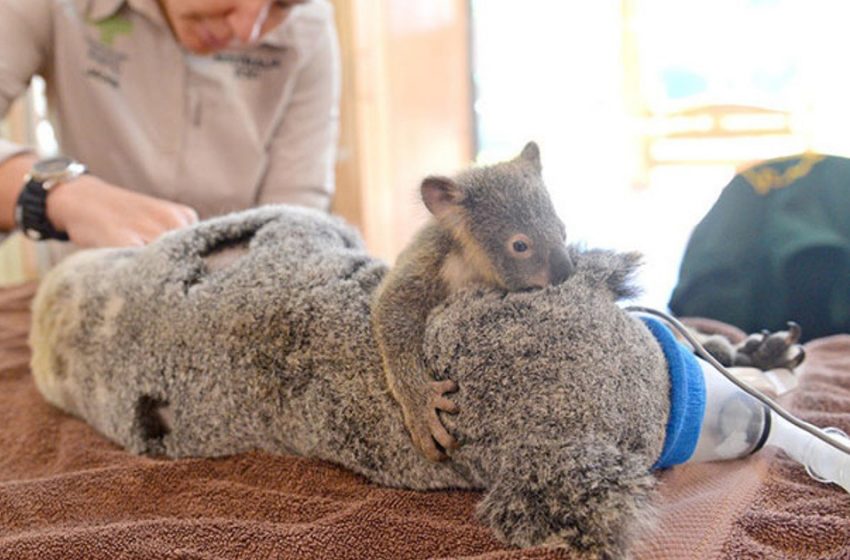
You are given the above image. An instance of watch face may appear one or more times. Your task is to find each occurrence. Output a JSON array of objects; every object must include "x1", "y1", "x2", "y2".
[
  {"x1": 33, "y1": 156, "x2": 74, "y2": 177},
  {"x1": 31, "y1": 156, "x2": 86, "y2": 187}
]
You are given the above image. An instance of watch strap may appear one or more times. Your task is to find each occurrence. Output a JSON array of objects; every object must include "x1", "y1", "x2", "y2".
[{"x1": 16, "y1": 177, "x2": 70, "y2": 241}]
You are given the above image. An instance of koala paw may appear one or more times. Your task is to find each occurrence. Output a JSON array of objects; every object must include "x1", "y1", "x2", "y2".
[
  {"x1": 401, "y1": 379, "x2": 460, "y2": 462},
  {"x1": 733, "y1": 322, "x2": 806, "y2": 371}
]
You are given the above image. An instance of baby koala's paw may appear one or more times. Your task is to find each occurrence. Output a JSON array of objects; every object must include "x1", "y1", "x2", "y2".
[
  {"x1": 401, "y1": 379, "x2": 460, "y2": 462},
  {"x1": 733, "y1": 322, "x2": 806, "y2": 371}
]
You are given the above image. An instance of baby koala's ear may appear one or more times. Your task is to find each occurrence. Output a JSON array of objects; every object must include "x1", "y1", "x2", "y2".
[
  {"x1": 421, "y1": 176, "x2": 463, "y2": 218},
  {"x1": 516, "y1": 141, "x2": 542, "y2": 174}
]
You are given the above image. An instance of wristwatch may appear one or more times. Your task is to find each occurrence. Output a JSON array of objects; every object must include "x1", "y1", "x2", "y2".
[{"x1": 15, "y1": 156, "x2": 87, "y2": 241}]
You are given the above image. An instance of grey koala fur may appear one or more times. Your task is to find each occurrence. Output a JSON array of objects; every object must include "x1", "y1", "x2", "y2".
[{"x1": 31, "y1": 204, "x2": 670, "y2": 558}]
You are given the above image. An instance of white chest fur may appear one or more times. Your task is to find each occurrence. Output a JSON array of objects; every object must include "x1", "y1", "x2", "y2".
[{"x1": 440, "y1": 251, "x2": 485, "y2": 293}]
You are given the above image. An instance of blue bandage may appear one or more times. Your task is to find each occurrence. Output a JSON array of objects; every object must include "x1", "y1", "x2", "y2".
[{"x1": 640, "y1": 317, "x2": 706, "y2": 470}]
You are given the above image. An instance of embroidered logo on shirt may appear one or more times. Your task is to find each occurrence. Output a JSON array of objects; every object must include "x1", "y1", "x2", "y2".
[
  {"x1": 85, "y1": 36, "x2": 127, "y2": 88},
  {"x1": 213, "y1": 52, "x2": 282, "y2": 80},
  {"x1": 94, "y1": 15, "x2": 134, "y2": 47}
]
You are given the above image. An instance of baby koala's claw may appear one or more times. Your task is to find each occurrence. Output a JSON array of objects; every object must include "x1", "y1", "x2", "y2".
[
  {"x1": 787, "y1": 346, "x2": 806, "y2": 369},
  {"x1": 406, "y1": 379, "x2": 460, "y2": 462},
  {"x1": 431, "y1": 379, "x2": 459, "y2": 413}
]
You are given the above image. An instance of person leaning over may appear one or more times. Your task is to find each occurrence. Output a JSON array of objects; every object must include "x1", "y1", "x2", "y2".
[{"x1": 0, "y1": 0, "x2": 339, "y2": 251}]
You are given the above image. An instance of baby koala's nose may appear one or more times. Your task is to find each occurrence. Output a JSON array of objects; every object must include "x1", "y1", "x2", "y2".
[{"x1": 550, "y1": 246, "x2": 575, "y2": 285}]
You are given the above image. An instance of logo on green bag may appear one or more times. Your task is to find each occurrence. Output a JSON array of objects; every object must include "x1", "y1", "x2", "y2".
[{"x1": 95, "y1": 15, "x2": 133, "y2": 46}]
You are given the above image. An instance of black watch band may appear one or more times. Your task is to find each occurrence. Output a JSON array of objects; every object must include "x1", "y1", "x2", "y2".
[{"x1": 15, "y1": 177, "x2": 70, "y2": 241}]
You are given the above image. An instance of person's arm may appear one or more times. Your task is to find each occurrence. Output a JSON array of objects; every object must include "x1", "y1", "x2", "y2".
[
  {"x1": 255, "y1": 2, "x2": 340, "y2": 210},
  {"x1": 0, "y1": 0, "x2": 50, "y2": 237},
  {"x1": 1, "y1": 160, "x2": 201, "y2": 251},
  {"x1": 0, "y1": 154, "x2": 36, "y2": 232},
  {"x1": 0, "y1": 152, "x2": 200, "y2": 246},
  {"x1": 0, "y1": 2, "x2": 199, "y2": 246}
]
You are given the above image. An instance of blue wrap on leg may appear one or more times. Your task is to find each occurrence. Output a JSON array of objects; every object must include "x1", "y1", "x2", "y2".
[{"x1": 639, "y1": 317, "x2": 706, "y2": 469}]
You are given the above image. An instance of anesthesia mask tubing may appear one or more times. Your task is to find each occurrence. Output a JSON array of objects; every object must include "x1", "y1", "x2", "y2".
[{"x1": 627, "y1": 306, "x2": 850, "y2": 493}]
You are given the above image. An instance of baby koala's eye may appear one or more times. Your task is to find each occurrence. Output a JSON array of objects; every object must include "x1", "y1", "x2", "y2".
[{"x1": 507, "y1": 234, "x2": 534, "y2": 259}]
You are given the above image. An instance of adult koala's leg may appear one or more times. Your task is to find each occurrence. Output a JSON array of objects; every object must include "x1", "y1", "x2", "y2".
[
  {"x1": 728, "y1": 322, "x2": 805, "y2": 370},
  {"x1": 30, "y1": 258, "x2": 82, "y2": 415},
  {"x1": 30, "y1": 248, "x2": 133, "y2": 416},
  {"x1": 694, "y1": 322, "x2": 805, "y2": 396},
  {"x1": 476, "y1": 438, "x2": 657, "y2": 559}
]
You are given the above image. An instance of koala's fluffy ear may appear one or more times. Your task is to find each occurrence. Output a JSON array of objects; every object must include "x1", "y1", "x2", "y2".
[
  {"x1": 517, "y1": 141, "x2": 542, "y2": 174},
  {"x1": 421, "y1": 176, "x2": 463, "y2": 218},
  {"x1": 575, "y1": 249, "x2": 643, "y2": 301}
]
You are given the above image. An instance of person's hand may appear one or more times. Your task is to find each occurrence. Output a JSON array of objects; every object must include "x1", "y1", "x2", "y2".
[{"x1": 46, "y1": 175, "x2": 199, "y2": 248}]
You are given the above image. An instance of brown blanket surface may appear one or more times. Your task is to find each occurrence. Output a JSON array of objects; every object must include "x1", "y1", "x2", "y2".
[{"x1": 1, "y1": 283, "x2": 849, "y2": 559}]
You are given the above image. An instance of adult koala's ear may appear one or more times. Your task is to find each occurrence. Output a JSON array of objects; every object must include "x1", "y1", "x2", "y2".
[
  {"x1": 476, "y1": 438, "x2": 656, "y2": 556},
  {"x1": 574, "y1": 249, "x2": 644, "y2": 301},
  {"x1": 421, "y1": 176, "x2": 463, "y2": 219},
  {"x1": 516, "y1": 141, "x2": 542, "y2": 175}
]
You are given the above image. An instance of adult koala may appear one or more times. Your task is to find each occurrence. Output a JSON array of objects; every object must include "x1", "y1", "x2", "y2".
[{"x1": 28, "y1": 204, "x2": 798, "y2": 558}]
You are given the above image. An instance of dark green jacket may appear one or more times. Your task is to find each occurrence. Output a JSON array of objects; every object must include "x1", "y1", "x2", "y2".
[{"x1": 669, "y1": 154, "x2": 850, "y2": 342}]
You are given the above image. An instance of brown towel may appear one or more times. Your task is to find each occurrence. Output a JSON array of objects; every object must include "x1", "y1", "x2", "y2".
[{"x1": 2, "y1": 283, "x2": 849, "y2": 559}]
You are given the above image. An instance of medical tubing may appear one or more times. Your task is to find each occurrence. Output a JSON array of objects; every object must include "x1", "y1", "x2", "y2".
[
  {"x1": 625, "y1": 306, "x2": 850, "y2": 458},
  {"x1": 767, "y1": 413, "x2": 850, "y2": 492}
]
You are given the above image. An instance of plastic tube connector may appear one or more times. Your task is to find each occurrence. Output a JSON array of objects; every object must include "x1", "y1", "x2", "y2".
[{"x1": 767, "y1": 415, "x2": 850, "y2": 493}]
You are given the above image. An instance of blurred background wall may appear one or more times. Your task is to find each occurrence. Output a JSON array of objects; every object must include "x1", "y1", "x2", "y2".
[{"x1": 329, "y1": 0, "x2": 474, "y2": 260}]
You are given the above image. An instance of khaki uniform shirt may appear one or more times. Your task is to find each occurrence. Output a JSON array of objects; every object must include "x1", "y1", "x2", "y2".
[{"x1": 0, "y1": 0, "x2": 339, "y2": 224}]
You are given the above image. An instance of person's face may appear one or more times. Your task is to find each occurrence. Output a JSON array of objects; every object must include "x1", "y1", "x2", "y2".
[{"x1": 157, "y1": 0, "x2": 305, "y2": 54}]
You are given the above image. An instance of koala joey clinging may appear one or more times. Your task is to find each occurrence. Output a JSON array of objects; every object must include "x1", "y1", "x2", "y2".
[{"x1": 371, "y1": 141, "x2": 575, "y2": 462}]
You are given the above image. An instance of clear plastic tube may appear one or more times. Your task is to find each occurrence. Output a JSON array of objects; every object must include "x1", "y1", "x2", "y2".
[
  {"x1": 689, "y1": 356, "x2": 850, "y2": 492},
  {"x1": 766, "y1": 413, "x2": 850, "y2": 493},
  {"x1": 689, "y1": 358, "x2": 769, "y2": 463}
]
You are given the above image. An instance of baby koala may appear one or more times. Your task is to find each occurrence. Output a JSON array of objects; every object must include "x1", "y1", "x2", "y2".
[{"x1": 371, "y1": 142, "x2": 574, "y2": 461}]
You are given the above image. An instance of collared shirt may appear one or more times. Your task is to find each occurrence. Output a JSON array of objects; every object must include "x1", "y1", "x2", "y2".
[{"x1": 0, "y1": 0, "x2": 339, "y2": 224}]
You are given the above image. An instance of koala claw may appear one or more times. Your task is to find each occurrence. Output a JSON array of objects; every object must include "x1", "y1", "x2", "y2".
[
  {"x1": 784, "y1": 321, "x2": 802, "y2": 345},
  {"x1": 405, "y1": 379, "x2": 460, "y2": 462},
  {"x1": 734, "y1": 322, "x2": 806, "y2": 371}
]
